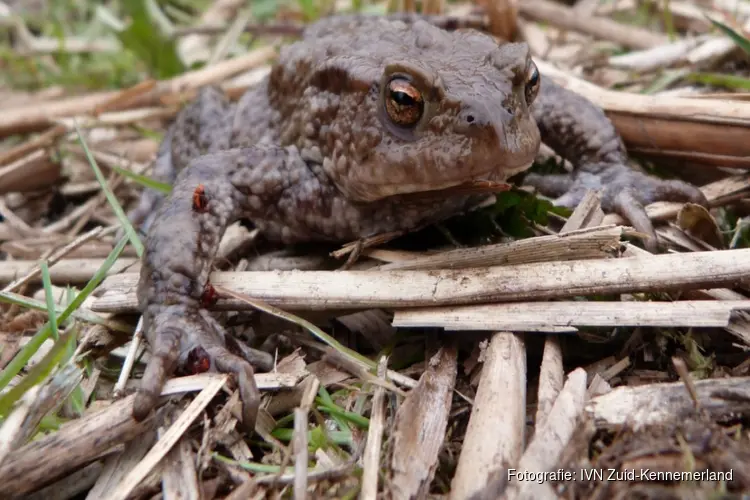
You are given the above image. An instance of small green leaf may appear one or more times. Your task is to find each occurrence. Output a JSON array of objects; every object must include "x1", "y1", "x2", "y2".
[
  {"x1": 488, "y1": 189, "x2": 569, "y2": 238},
  {"x1": 213, "y1": 454, "x2": 298, "y2": 474},
  {"x1": 493, "y1": 191, "x2": 523, "y2": 212},
  {"x1": 309, "y1": 425, "x2": 329, "y2": 452}
]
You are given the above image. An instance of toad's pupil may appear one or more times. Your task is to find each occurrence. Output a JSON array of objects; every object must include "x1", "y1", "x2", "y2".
[{"x1": 391, "y1": 90, "x2": 416, "y2": 107}]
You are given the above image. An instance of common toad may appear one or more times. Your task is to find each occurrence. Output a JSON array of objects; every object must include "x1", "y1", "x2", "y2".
[{"x1": 129, "y1": 15, "x2": 706, "y2": 429}]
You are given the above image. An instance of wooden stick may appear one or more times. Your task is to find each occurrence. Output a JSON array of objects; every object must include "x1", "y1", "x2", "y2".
[
  {"x1": 536, "y1": 337, "x2": 564, "y2": 430},
  {"x1": 0, "y1": 149, "x2": 62, "y2": 195},
  {"x1": 450, "y1": 333, "x2": 526, "y2": 499},
  {"x1": 92, "y1": 249, "x2": 750, "y2": 312},
  {"x1": 0, "y1": 47, "x2": 276, "y2": 138},
  {"x1": 519, "y1": 0, "x2": 668, "y2": 49},
  {"x1": 0, "y1": 395, "x2": 154, "y2": 498},
  {"x1": 107, "y1": 376, "x2": 228, "y2": 500},
  {"x1": 0, "y1": 124, "x2": 67, "y2": 167},
  {"x1": 535, "y1": 191, "x2": 601, "y2": 430},
  {"x1": 2, "y1": 228, "x2": 107, "y2": 292},
  {"x1": 586, "y1": 376, "x2": 750, "y2": 430},
  {"x1": 506, "y1": 368, "x2": 587, "y2": 500},
  {"x1": 390, "y1": 347, "x2": 457, "y2": 499},
  {"x1": 0, "y1": 373, "x2": 295, "y2": 498},
  {"x1": 377, "y1": 225, "x2": 624, "y2": 271},
  {"x1": 392, "y1": 300, "x2": 750, "y2": 331},
  {"x1": 361, "y1": 357, "x2": 388, "y2": 500},
  {"x1": 0, "y1": 257, "x2": 140, "y2": 285}
]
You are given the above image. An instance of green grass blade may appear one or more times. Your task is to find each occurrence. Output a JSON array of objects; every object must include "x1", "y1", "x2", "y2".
[
  {"x1": 708, "y1": 16, "x2": 750, "y2": 56},
  {"x1": 40, "y1": 261, "x2": 59, "y2": 341},
  {"x1": 213, "y1": 453, "x2": 303, "y2": 473},
  {"x1": 217, "y1": 287, "x2": 374, "y2": 368},
  {"x1": 0, "y1": 235, "x2": 130, "y2": 392},
  {"x1": 315, "y1": 403, "x2": 369, "y2": 429},
  {"x1": 110, "y1": 164, "x2": 172, "y2": 193},
  {"x1": 0, "y1": 289, "x2": 132, "y2": 332},
  {"x1": 685, "y1": 72, "x2": 750, "y2": 90},
  {"x1": 0, "y1": 330, "x2": 77, "y2": 418},
  {"x1": 268, "y1": 428, "x2": 354, "y2": 446},
  {"x1": 642, "y1": 69, "x2": 689, "y2": 94},
  {"x1": 74, "y1": 121, "x2": 144, "y2": 258},
  {"x1": 316, "y1": 386, "x2": 354, "y2": 438}
]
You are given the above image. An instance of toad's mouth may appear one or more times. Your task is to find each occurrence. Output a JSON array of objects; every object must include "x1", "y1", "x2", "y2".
[
  {"x1": 400, "y1": 179, "x2": 512, "y2": 201},
  {"x1": 371, "y1": 160, "x2": 533, "y2": 202}
]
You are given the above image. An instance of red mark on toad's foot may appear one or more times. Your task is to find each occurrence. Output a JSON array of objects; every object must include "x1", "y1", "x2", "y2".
[
  {"x1": 186, "y1": 346, "x2": 211, "y2": 374},
  {"x1": 201, "y1": 282, "x2": 218, "y2": 308},
  {"x1": 192, "y1": 184, "x2": 208, "y2": 212}
]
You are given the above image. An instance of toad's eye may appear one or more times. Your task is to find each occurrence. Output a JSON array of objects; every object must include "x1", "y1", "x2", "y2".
[
  {"x1": 524, "y1": 61, "x2": 540, "y2": 105},
  {"x1": 385, "y1": 77, "x2": 424, "y2": 127}
]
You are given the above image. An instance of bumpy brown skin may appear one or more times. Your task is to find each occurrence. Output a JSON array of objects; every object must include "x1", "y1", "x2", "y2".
[{"x1": 130, "y1": 16, "x2": 706, "y2": 429}]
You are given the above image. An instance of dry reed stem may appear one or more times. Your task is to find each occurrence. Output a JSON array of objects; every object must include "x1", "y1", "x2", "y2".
[
  {"x1": 519, "y1": 0, "x2": 668, "y2": 49},
  {"x1": 107, "y1": 375, "x2": 228, "y2": 500},
  {"x1": 0, "y1": 46, "x2": 275, "y2": 137},
  {"x1": 586, "y1": 376, "x2": 750, "y2": 430},
  {"x1": 361, "y1": 357, "x2": 388, "y2": 500},
  {"x1": 390, "y1": 346, "x2": 457, "y2": 499},
  {"x1": 505, "y1": 368, "x2": 587, "y2": 500},
  {"x1": 92, "y1": 248, "x2": 750, "y2": 312},
  {"x1": 450, "y1": 333, "x2": 526, "y2": 499},
  {"x1": 392, "y1": 300, "x2": 750, "y2": 331}
]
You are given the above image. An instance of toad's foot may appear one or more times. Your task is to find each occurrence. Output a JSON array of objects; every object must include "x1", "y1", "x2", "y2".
[
  {"x1": 133, "y1": 305, "x2": 261, "y2": 431},
  {"x1": 524, "y1": 164, "x2": 707, "y2": 250}
]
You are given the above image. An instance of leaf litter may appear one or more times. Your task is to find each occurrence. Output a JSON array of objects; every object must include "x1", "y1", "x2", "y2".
[{"x1": 0, "y1": 0, "x2": 750, "y2": 498}]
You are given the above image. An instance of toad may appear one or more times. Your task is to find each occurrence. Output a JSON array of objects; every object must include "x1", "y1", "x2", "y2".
[{"x1": 128, "y1": 15, "x2": 706, "y2": 429}]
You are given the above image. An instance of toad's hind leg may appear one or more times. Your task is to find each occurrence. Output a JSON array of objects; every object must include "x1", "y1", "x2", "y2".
[
  {"x1": 126, "y1": 87, "x2": 234, "y2": 235},
  {"x1": 125, "y1": 128, "x2": 176, "y2": 234}
]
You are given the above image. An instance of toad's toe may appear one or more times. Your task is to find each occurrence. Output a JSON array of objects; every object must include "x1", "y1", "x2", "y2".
[
  {"x1": 133, "y1": 324, "x2": 180, "y2": 422},
  {"x1": 134, "y1": 309, "x2": 260, "y2": 432}
]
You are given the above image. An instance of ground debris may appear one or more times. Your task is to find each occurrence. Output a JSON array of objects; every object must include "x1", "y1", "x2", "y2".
[{"x1": 1, "y1": 0, "x2": 750, "y2": 498}]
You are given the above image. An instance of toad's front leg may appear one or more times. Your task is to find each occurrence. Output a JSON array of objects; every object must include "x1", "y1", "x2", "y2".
[
  {"x1": 525, "y1": 77, "x2": 707, "y2": 250},
  {"x1": 134, "y1": 146, "x2": 310, "y2": 430}
]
